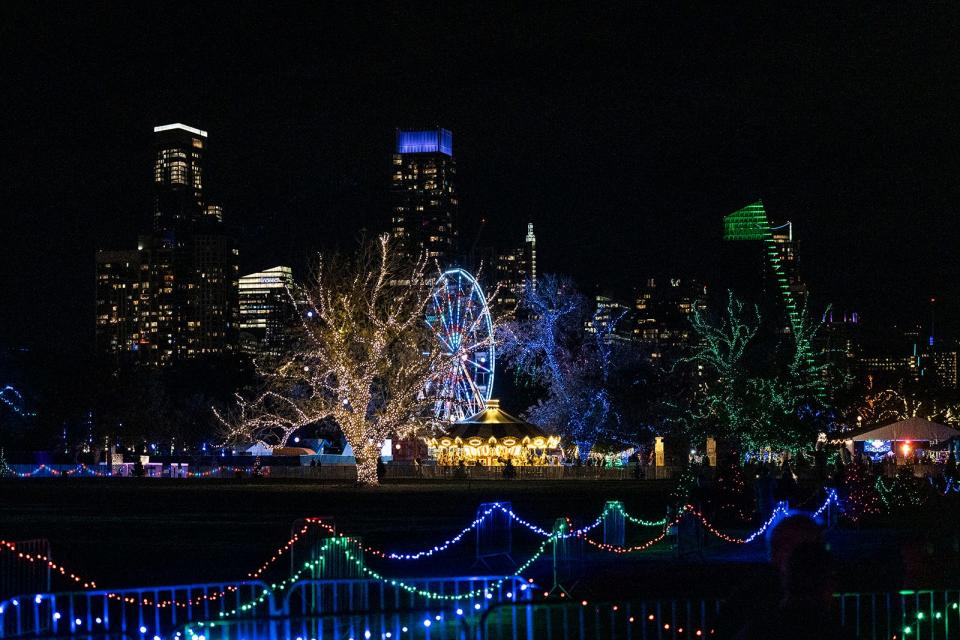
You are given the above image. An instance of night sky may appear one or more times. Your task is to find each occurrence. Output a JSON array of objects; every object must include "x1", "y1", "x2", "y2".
[{"x1": 3, "y1": 3, "x2": 960, "y2": 368}]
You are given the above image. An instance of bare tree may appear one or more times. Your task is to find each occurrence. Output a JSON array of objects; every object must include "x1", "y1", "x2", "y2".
[{"x1": 216, "y1": 235, "x2": 450, "y2": 485}]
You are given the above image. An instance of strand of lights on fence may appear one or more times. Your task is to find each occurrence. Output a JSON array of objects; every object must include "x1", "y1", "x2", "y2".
[{"x1": 0, "y1": 540, "x2": 96, "y2": 588}]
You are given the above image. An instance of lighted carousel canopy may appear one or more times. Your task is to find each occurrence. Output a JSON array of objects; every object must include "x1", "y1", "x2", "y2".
[{"x1": 426, "y1": 399, "x2": 561, "y2": 465}]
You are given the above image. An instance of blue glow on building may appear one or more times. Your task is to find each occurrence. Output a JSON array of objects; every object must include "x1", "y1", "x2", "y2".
[{"x1": 396, "y1": 128, "x2": 453, "y2": 156}]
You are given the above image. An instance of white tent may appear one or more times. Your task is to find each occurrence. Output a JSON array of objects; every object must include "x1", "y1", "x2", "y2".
[{"x1": 849, "y1": 417, "x2": 960, "y2": 443}]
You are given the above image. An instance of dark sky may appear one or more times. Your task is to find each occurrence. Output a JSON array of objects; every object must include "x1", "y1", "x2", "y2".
[{"x1": 3, "y1": 2, "x2": 960, "y2": 363}]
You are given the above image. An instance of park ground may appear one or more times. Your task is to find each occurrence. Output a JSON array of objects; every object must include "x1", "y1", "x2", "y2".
[{"x1": 1, "y1": 478, "x2": 958, "y2": 601}]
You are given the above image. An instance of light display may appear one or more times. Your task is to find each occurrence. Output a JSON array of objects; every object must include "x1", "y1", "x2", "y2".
[
  {"x1": 215, "y1": 235, "x2": 449, "y2": 485},
  {"x1": 499, "y1": 275, "x2": 623, "y2": 460},
  {"x1": 1, "y1": 384, "x2": 34, "y2": 417},
  {"x1": 842, "y1": 464, "x2": 882, "y2": 523},
  {"x1": 424, "y1": 268, "x2": 495, "y2": 422},
  {"x1": 684, "y1": 291, "x2": 830, "y2": 451},
  {"x1": 0, "y1": 539, "x2": 96, "y2": 588},
  {"x1": 864, "y1": 439, "x2": 891, "y2": 460}
]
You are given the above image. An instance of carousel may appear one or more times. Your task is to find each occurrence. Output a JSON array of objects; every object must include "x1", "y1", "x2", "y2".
[{"x1": 426, "y1": 399, "x2": 561, "y2": 466}]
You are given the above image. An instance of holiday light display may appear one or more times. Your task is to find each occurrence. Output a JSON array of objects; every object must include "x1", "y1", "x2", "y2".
[
  {"x1": 0, "y1": 384, "x2": 34, "y2": 417},
  {"x1": 0, "y1": 490, "x2": 843, "y2": 628},
  {"x1": 683, "y1": 292, "x2": 831, "y2": 452},
  {"x1": 215, "y1": 235, "x2": 453, "y2": 485},
  {"x1": 876, "y1": 473, "x2": 927, "y2": 510},
  {"x1": 0, "y1": 539, "x2": 96, "y2": 588},
  {"x1": 424, "y1": 268, "x2": 495, "y2": 422},
  {"x1": 499, "y1": 275, "x2": 625, "y2": 460},
  {"x1": 857, "y1": 388, "x2": 960, "y2": 426},
  {"x1": 841, "y1": 463, "x2": 882, "y2": 523}
]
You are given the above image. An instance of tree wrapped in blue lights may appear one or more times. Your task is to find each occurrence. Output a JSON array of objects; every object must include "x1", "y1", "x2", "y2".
[{"x1": 499, "y1": 275, "x2": 629, "y2": 461}]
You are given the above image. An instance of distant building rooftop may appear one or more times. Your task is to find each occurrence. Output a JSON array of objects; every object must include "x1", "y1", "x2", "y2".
[{"x1": 396, "y1": 128, "x2": 453, "y2": 156}]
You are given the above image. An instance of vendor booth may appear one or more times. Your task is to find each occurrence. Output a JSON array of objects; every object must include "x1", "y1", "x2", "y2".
[
  {"x1": 833, "y1": 417, "x2": 960, "y2": 461},
  {"x1": 426, "y1": 399, "x2": 561, "y2": 466}
]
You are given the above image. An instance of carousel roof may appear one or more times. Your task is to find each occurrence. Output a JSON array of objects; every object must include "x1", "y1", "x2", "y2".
[{"x1": 443, "y1": 399, "x2": 553, "y2": 441}]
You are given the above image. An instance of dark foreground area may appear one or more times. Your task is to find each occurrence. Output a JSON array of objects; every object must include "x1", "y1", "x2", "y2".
[{"x1": 1, "y1": 478, "x2": 958, "y2": 601}]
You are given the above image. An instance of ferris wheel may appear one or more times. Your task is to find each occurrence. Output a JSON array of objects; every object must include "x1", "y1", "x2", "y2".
[{"x1": 425, "y1": 268, "x2": 495, "y2": 422}]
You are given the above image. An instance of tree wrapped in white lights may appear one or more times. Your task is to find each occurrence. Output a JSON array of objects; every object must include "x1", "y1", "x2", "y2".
[{"x1": 216, "y1": 235, "x2": 448, "y2": 485}]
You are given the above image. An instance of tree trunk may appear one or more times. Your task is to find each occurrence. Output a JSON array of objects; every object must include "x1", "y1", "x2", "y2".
[{"x1": 353, "y1": 443, "x2": 380, "y2": 486}]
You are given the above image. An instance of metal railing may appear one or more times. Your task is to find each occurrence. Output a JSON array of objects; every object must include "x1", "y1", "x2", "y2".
[
  {"x1": 474, "y1": 590, "x2": 960, "y2": 640},
  {"x1": 0, "y1": 581, "x2": 271, "y2": 638},
  {"x1": 0, "y1": 540, "x2": 51, "y2": 601},
  {"x1": 0, "y1": 576, "x2": 530, "y2": 638}
]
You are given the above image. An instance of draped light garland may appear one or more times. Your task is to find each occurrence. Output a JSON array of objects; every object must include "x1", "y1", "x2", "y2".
[{"x1": 0, "y1": 490, "x2": 841, "y2": 617}]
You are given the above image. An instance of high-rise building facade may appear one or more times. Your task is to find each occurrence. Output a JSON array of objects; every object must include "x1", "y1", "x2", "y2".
[
  {"x1": 238, "y1": 266, "x2": 296, "y2": 358},
  {"x1": 633, "y1": 277, "x2": 707, "y2": 358},
  {"x1": 153, "y1": 123, "x2": 207, "y2": 233},
  {"x1": 390, "y1": 128, "x2": 458, "y2": 263},
  {"x1": 94, "y1": 250, "x2": 142, "y2": 357},
  {"x1": 95, "y1": 124, "x2": 239, "y2": 368},
  {"x1": 721, "y1": 201, "x2": 805, "y2": 335},
  {"x1": 493, "y1": 223, "x2": 537, "y2": 315}
]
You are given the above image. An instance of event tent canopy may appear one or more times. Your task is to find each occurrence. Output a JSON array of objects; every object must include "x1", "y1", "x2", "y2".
[{"x1": 847, "y1": 417, "x2": 960, "y2": 443}]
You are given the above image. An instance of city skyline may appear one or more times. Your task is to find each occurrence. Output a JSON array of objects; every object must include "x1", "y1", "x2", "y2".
[{"x1": 3, "y1": 3, "x2": 960, "y2": 364}]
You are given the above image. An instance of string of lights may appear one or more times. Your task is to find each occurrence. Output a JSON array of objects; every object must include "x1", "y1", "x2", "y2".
[
  {"x1": 0, "y1": 540, "x2": 96, "y2": 588},
  {"x1": 1, "y1": 385, "x2": 34, "y2": 417},
  {"x1": 7, "y1": 464, "x2": 107, "y2": 478},
  {"x1": 247, "y1": 523, "x2": 312, "y2": 578},
  {"x1": 0, "y1": 489, "x2": 842, "y2": 614}
]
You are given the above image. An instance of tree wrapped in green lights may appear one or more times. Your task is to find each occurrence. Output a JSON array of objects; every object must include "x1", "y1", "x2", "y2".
[{"x1": 681, "y1": 292, "x2": 832, "y2": 453}]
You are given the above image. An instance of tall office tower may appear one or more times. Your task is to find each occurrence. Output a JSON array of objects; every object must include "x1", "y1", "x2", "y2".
[
  {"x1": 94, "y1": 250, "x2": 142, "y2": 362},
  {"x1": 95, "y1": 124, "x2": 238, "y2": 367},
  {"x1": 494, "y1": 223, "x2": 538, "y2": 316},
  {"x1": 524, "y1": 222, "x2": 537, "y2": 287},
  {"x1": 238, "y1": 266, "x2": 296, "y2": 358},
  {"x1": 390, "y1": 128, "x2": 458, "y2": 264},
  {"x1": 721, "y1": 201, "x2": 802, "y2": 335},
  {"x1": 633, "y1": 277, "x2": 707, "y2": 359},
  {"x1": 152, "y1": 123, "x2": 207, "y2": 233},
  {"x1": 769, "y1": 222, "x2": 807, "y2": 305}
]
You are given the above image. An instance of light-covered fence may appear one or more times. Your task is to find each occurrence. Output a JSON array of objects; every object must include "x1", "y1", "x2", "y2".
[{"x1": 0, "y1": 540, "x2": 50, "y2": 601}]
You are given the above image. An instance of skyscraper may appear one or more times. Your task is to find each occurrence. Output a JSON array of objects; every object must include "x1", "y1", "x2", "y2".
[
  {"x1": 95, "y1": 124, "x2": 239, "y2": 367},
  {"x1": 390, "y1": 128, "x2": 458, "y2": 264},
  {"x1": 152, "y1": 123, "x2": 207, "y2": 233},
  {"x1": 494, "y1": 223, "x2": 537, "y2": 316},
  {"x1": 633, "y1": 277, "x2": 707, "y2": 358},
  {"x1": 721, "y1": 201, "x2": 803, "y2": 334},
  {"x1": 238, "y1": 266, "x2": 296, "y2": 358}
]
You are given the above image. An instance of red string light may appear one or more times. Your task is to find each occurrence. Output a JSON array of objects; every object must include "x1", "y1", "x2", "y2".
[{"x1": 0, "y1": 540, "x2": 96, "y2": 588}]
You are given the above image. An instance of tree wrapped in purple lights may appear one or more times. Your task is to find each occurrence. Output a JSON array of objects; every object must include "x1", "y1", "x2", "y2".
[
  {"x1": 216, "y1": 235, "x2": 450, "y2": 485},
  {"x1": 499, "y1": 275, "x2": 628, "y2": 461}
]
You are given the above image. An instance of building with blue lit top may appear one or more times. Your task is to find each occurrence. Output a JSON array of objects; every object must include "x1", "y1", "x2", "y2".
[{"x1": 391, "y1": 128, "x2": 458, "y2": 264}]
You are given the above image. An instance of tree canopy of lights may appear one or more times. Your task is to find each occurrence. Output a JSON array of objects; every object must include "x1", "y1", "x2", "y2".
[
  {"x1": 215, "y1": 235, "x2": 450, "y2": 485},
  {"x1": 499, "y1": 275, "x2": 630, "y2": 461},
  {"x1": 680, "y1": 291, "x2": 833, "y2": 453},
  {"x1": 857, "y1": 388, "x2": 960, "y2": 427}
]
